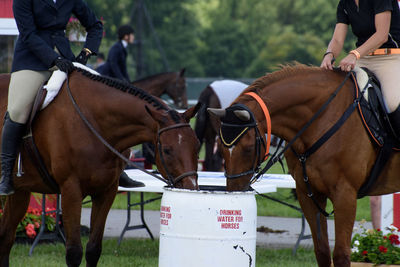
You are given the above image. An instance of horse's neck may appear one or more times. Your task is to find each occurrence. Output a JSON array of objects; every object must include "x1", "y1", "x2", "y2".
[
  {"x1": 249, "y1": 71, "x2": 351, "y2": 151},
  {"x1": 133, "y1": 75, "x2": 169, "y2": 96},
  {"x1": 80, "y1": 82, "x2": 159, "y2": 150}
]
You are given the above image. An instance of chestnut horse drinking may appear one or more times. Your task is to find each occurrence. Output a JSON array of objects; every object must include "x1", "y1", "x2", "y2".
[
  {"x1": 132, "y1": 68, "x2": 187, "y2": 109},
  {"x1": 0, "y1": 67, "x2": 200, "y2": 267},
  {"x1": 209, "y1": 65, "x2": 400, "y2": 267}
]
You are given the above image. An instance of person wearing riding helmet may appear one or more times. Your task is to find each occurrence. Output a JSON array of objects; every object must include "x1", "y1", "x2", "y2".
[
  {"x1": 97, "y1": 25, "x2": 135, "y2": 82},
  {"x1": 321, "y1": 0, "x2": 400, "y2": 230}
]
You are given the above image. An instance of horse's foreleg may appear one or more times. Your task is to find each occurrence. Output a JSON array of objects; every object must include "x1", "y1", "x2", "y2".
[
  {"x1": 0, "y1": 191, "x2": 30, "y2": 267},
  {"x1": 331, "y1": 184, "x2": 357, "y2": 267},
  {"x1": 61, "y1": 183, "x2": 83, "y2": 267},
  {"x1": 85, "y1": 185, "x2": 117, "y2": 267},
  {"x1": 296, "y1": 187, "x2": 331, "y2": 267}
]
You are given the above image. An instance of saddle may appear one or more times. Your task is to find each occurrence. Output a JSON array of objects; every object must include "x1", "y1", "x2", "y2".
[
  {"x1": 353, "y1": 67, "x2": 400, "y2": 198},
  {"x1": 20, "y1": 71, "x2": 68, "y2": 193},
  {"x1": 355, "y1": 67, "x2": 400, "y2": 148}
]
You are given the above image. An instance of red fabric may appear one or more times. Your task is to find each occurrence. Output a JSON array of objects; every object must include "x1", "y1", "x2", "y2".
[
  {"x1": 0, "y1": 0, "x2": 14, "y2": 18},
  {"x1": 29, "y1": 194, "x2": 57, "y2": 212}
]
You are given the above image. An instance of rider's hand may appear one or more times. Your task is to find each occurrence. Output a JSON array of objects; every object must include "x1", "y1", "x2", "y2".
[
  {"x1": 75, "y1": 50, "x2": 90, "y2": 65},
  {"x1": 54, "y1": 57, "x2": 74, "y2": 73},
  {"x1": 339, "y1": 54, "x2": 357, "y2": 72},
  {"x1": 320, "y1": 52, "x2": 335, "y2": 70}
]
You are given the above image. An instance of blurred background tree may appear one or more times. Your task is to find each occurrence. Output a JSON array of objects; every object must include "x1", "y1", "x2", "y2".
[{"x1": 85, "y1": 0, "x2": 357, "y2": 79}]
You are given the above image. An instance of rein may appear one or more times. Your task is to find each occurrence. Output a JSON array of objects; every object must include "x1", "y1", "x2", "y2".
[
  {"x1": 257, "y1": 72, "x2": 363, "y2": 217},
  {"x1": 65, "y1": 76, "x2": 191, "y2": 187}
]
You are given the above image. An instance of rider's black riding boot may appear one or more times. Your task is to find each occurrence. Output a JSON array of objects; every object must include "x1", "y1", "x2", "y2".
[
  {"x1": 0, "y1": 113, "x2": 26, "y2": 195},
  {"x1": 118, "y1": 171, "x2": 145, "y2": 188},
  {"x1": 388, "y1": 105, "x2": 400, "y2": 142}
]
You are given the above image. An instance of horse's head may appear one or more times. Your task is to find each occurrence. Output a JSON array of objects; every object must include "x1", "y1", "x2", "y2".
[
  {"x1": 146, "y1": 102, "x2": 201, "y2": 189},
  {"x1": 165, "y1": 68, "x2": 188, "y2": 109},
  {"x1": 208, "y1": 104, "x2": 267, "y2": 191}
]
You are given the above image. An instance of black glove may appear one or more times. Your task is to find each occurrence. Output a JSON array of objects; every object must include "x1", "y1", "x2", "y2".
[
  {"x1": 75, "y1": 50, "x2": 90, "y2": 65},
  {"x1": 54, "y1": 57, "x2": 74, "y2": 73}
]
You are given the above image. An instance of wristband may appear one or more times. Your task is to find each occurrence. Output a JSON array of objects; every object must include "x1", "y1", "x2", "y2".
[
  {"x1": 83, "y1": 47, "x2": 92, "y2": 55},
  {"x1": 349, "y1": 50, "x2": 360, "y2": 60},
  {"x1": 323, "y1": 51, "x2": 334, "y2": 59}
]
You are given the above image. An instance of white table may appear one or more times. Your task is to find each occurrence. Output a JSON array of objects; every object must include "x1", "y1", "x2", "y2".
[{"x1": 117, "y1": 170, "x2": 283, "y2": 245}]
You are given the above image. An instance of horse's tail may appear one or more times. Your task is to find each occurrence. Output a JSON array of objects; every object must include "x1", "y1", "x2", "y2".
[{"x1": 195, "y1": 85, "x2": 214, "y2": 146}]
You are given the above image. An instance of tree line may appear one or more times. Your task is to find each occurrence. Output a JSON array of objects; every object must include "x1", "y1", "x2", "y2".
[{"x1": 86, "y1": 0, "x2": 357, "y2": 79}]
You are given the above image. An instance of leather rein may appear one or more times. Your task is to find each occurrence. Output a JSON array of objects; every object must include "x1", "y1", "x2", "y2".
[
  {"x1": 223, "y1": 72, "x2": 362, "y2": 217},
  {"x1": 65, "y1": 76, "x2": 196, "y2": 187}
]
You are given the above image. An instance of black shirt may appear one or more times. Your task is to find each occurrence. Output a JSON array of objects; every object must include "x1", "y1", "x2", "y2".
[{"x1": 337, "y1": 0, "x2": 400, "y2": 48}]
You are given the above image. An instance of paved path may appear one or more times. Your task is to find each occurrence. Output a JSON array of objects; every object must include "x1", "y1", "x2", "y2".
[{"x1": 81, "y1": 208, "x2": 372, "y2": 250}]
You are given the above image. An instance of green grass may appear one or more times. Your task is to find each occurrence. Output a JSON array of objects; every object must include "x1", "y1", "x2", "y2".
[{"x1": 10, "y1": 237, "x2": 316, "y2": 267}]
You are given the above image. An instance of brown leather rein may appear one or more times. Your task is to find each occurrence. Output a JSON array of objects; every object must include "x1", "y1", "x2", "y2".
[{"x1": 66, "y1": 75, "x2": 196, "y2": 187}]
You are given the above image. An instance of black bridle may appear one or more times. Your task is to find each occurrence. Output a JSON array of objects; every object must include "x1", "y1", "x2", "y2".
[
  {"x1": 157, "y1": 123, "x2": 198, "y2": 185},
  {"x1": 66, "y1": 75, "x2": 196, "y2": 187},
  {"x1": 222, "y1": 122, "x2": 266, "y2": 179}
]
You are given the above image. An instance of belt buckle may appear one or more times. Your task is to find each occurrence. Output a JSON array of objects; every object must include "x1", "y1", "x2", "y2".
[{"x1": 384, "y1": 48, "x2": 389, "y2": 55}]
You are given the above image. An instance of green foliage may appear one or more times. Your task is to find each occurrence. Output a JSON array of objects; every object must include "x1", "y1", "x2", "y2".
[
  {"x1": 0, "y1": 206, "x2": 55, "y2": 240},
  {"x1": 351, "y1": 222, "x2": 400, "y2": 265},
  {"x1": 84, "y1": 0, "x2": 357, "y2": 79}
]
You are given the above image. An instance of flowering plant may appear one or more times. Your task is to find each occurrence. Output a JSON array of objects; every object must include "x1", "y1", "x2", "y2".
[
  {"x1": 351, "y1": 220, "x2": 400, "y2": 265},
  {"x1": 0, "y1": 206, "x2": 56, "y2": 239},
  {"x1": 66, "y1": 17, "x2": 87, "y2": 40}
]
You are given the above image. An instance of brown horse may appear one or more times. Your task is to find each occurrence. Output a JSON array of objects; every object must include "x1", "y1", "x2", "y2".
[
  {"x1": 208, "y1": 65, "x2": 400, "y2": 267},
  {"x1": 132, "y1": 68, "x2": 187, "y2": 109},
  {"x1": 0, "y1": 67, "x2": 200, "y2": 267}
]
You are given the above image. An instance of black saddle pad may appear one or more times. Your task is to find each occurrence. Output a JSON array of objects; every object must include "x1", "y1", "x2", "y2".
[{"x1": 356, "y1": 67, "x2": 400, "y2": 149}]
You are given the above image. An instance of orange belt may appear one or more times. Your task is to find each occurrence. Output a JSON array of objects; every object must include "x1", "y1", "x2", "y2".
[{"x1": 369, "y1": 48, "x2": 400, "y2": 56}]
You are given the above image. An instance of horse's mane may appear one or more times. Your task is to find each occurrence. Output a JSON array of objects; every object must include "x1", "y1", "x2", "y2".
[
  {"x1": 75, "y1": 68, "x2": 168, "y2": 111},
  {"x1": 247, "y1": 63, "x2": 321, "y2": 92},
  {"x1": 132, "y1": 71, "x2": 177, "y2": 84}
]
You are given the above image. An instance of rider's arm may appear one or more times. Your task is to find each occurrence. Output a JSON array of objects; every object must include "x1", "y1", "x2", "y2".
[
  {"x1": 321, "y1": 23, "x2": 348, "y2": 70},
  {"x1": 354, "y1": 11, "x2": 391, "y2": 57}
]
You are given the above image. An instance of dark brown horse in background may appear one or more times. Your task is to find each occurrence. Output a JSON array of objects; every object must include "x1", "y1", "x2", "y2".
[
  {"x1": 0, "y1": 68, "x2": 200, "y2": 267},
  {"x1": 209, "y1": 65, "x2": 400, "y2": 267},
  {"x1": 132, "y1": 68, "x2": 187, "y2": 109}
]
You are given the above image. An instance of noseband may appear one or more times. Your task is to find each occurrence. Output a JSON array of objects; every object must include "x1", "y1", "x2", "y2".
[
  {"x1": 222, "y1": 93, "x2": 272, "y2": 179},
  {"x1": 157, "y1": 123, "x2": 198, "y2": 185}
]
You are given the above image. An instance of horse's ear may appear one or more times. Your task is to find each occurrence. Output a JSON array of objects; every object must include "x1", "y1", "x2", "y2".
[
  {"x1": 233, "y1": 110, "x2": 251, "y2": 121},
  {"x1": 145, "y1": 105, "x2": 167, "y2": 124},
  {"x1": 182, "y1": 102, "x2": 201, "y2": 122},
  {"x1": 179, "y1": 68, "x2": 186, "y2": 77},
  {"x1": 207, "y1": 108, "x2": 225, "y2": 119}
]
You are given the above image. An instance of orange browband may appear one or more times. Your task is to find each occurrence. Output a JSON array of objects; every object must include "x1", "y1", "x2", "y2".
[{"x1": 244, "y1": 92, "x2": 271, "y2": 161}]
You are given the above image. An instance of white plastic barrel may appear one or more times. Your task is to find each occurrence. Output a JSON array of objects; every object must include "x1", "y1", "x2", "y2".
[{"x1": 158, "y1": 186, "x2": 257, "y2": 267}]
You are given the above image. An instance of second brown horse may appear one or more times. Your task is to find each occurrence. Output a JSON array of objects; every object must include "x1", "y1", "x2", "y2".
[{"x1": 209, "y1": 65, "x2": 400, "y2": 267}]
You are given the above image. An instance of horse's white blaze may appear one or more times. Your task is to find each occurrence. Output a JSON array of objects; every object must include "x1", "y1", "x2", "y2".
[
  {"x1": 229, "y1": 146, "x2": 235, "y2": 158},
  {"x1": 178, "y1": 134, "x2": 182, "y2": 145}
]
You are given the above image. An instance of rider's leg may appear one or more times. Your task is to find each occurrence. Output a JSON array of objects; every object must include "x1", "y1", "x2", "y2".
[
  {"x1": 0, "y1": 70, "x2": 51, "y2": 195},
  {"x1": 357, "y1": 54, "x2": 400, "y2": 137}
]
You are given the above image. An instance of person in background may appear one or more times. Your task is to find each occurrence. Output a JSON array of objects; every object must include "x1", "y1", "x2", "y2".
[
  {"x1": 321, "y1": 0, "x2": 400, "y2": 229},
  {"x1": 97, "y1": 25, "x2": 135, "y2": 82}
]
